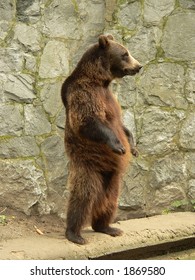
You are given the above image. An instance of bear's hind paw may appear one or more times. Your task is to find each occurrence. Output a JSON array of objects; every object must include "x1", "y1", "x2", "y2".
[
  {"x1": 65, "y1": 229, "x2": 87, "y2": 245},
  {"x1": 94, "y1": 226, "x2": 123, "y2": 237}
]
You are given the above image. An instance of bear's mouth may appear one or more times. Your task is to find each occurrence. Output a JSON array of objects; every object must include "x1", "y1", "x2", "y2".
[
  {"x1": 124, "y1": 66, "x2": 142, "y2": 76},
  {"x1": 129, "y1": 69, "x2": 139, "y2": 76}
]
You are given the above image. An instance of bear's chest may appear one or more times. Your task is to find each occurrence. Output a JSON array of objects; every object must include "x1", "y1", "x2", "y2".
[{"x1": 103, "y1": 91, "x2": 121, "y2": 122}]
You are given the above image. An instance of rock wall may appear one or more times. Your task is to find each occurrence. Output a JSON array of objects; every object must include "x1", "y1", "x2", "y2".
[{"x1": 0, "y1": 0, "x2": 194, "y2": 219}]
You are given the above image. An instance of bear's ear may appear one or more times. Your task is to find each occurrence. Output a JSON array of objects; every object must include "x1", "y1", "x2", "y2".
[
  {"x1": 106, "y1": 34, "x2": 114, "y2": 41},
  {"x1": 99, "y1": 34, "x2": 114, "y2": 49}
]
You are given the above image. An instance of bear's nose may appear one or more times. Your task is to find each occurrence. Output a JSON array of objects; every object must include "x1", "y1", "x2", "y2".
[{"x1": 136, "y1": 64, "x2": 143, "y2": 73}]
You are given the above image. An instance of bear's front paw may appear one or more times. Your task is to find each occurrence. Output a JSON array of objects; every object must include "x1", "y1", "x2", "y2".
[
  {"x1": 131, "y1": 147, "x2": 139, "y2": 157},
  {"x1": 109, "y1": 140, "x2": 126, "y2": 155},
  {"x1": 112, "y1": 144, "x2": 126, "y2": 155}
]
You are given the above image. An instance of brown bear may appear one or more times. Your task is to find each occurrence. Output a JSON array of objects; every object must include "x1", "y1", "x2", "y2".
[{"x1": 61, "y1": 34, "x2": 142, "y2": 245}]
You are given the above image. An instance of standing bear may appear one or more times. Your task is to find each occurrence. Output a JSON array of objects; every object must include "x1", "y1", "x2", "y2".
[{"x1": 61, "y1": 34, "x2": 142, "y2": 245}]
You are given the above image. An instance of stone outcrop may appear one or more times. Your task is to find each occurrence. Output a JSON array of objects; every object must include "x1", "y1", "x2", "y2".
[{"x1": 0, "y1": 0, "x2": 194, "y2": 218}]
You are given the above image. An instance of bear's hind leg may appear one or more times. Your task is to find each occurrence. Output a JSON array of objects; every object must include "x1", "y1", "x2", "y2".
[
  {"x1": 92, "y1": 171, "x2": 123, "y2": 237},
  {"x1": 66, "y1": 196, "x2": 89, "y2": 245},
  {"x1": 66, "y1": 168, "x2": 101, "y2": 245}
]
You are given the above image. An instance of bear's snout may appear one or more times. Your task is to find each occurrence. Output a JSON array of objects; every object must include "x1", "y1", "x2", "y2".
[{"x1": 124, "y1": 64, "x2": 142, "y2": 76}]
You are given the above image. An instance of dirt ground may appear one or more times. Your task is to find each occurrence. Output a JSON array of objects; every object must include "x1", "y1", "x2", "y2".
[
  {"x1": 1, "y1": 208, "x2": 195, "y2": 260},
  {"x1": 0, "y1": 207, "x2": 65, "y2": 241}
]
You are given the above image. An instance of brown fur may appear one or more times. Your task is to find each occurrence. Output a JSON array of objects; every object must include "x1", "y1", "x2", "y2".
[{"x1": 61, "y1": 35, "x2": 142, "y2": 244}]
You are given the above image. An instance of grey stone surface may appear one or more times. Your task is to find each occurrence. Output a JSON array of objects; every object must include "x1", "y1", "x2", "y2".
[
  {"x1": 179, "y1": 113, "x2": 195, "y2": 150},
  {"x1": 188, "y1": 179, "x2": 195, "y2": 202},
  {"x1": 39, "y1": 41, "x2": 69, "y2": 78},
  {"x1": 139, "y1": 63, "x2": 187, "y2": 109},
  {"x1": 40, "y1": 135, "x2": 69, "y2": 215},
  {"x1": 0, "y1": 104, "x2": 23, "y2": 136},
  {"x1": 40, "y1": 135, "x2": 68, "y2": 191},
  {"x1": 0, "y1": 136, "x2": 40, "y2": 159},
  {"x1": 179, "y1": 0, "x2": 195, "y2": 9},
  {"x1": 0, "y1": 0, "x2": 15, "y2": 40},
  {"x1": 185, "y1": 153, "x2": 195, "y2": 178},
  {"x1": 123, "y1": 110, "x2": 137, "y2": 142},
  {"x1": 119, "y1": 160, "x2": 148, "y2": 219},
  {"x1": 0, "y1": 0, "x2": 194, "y2": 218},
  {"x1": 185, "y1": 68, "x2": 195, "y2": 104},
  {"x1": 0, "y1": 0, "x2": 15, "y2": 22},
  {"x1": 78, "y1": 1, "x2": 105, "y2": 38},
  {"x1": 24, "y1": 105, "x2": 51, "y2": 136},
  {"x1": 0, "y1": 21, "x2": 9, "y2": 40},
  {"x1": 5, "y1": 74, "x2": 36, "y2": 103},
  {"x1": 0, "y1": 159, "x2": 49, "y2": 215},
  {"x1": 55, "y1": 108, "x2": 66, "y2": 129},
  {"x1": 137, "y1": 107, "x2": 185, "y2": 155},
  {"x1": 16, "y1": 0, "x2": 41, "y2": 23},
  {"x1": 0, "y1": 74, "x2": 7, "y2": 102},
  {"x1": 126, "y1": 27, "x2": 159, "y2": 64},
  {"x1": 115, "y1": 77, "x2": 137, "y2": 108},
  {"x1": 162, "y1": 12, "x2": 195, "y2": 61},
  {"x1": 148, "y1": 184, "x2": 186, "y2": 214},
  {"x1": 24, "y1": 54, "x2": 37, "y2": 72},
  {"x1": 149, "y1": 153, "x2": 187, "y2": 189},
  {"x1": 40, "y1": 81, "x2": 63, "y2": 117},
  {"x1": 144, "y1": 0, "x2": 175, "y2": 26},
  {"x1": 42, "y1": 0, "x2": 105, "y2": 40},
  {"x1": 42, "y1": 0, "x2": 80, "y2": 39},
  {"x1": 118, "y1": 1, "x2": 142, "y2": 30},
  {"x1": 188, "y1": 180, "x2": 195, "y2": 200},
  {"x1": 0, "y1": 47, "x2": 23, "y2": 73},
  {"x1": 14, "y1": 23, "x2": 41, "y2": 51}
]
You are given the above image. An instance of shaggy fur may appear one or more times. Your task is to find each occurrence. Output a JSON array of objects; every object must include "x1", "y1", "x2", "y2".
[{"x1": 61, "y1": 34, "x2": 142, "y2": 244}]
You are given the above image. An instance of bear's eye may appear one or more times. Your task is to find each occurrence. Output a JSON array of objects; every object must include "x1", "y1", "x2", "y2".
[{"x1": 122, "y1": 52, "x2": 129, "y2": 60}]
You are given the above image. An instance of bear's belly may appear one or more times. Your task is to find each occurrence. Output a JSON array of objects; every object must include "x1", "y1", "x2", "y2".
[{"x1": 65, "y1": 129, "x2": 131, "y2": 173}]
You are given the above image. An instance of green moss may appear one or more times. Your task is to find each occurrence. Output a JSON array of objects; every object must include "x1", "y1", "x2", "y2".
[
  {"x1": 116, "y1": 0, "x2": 127, "y2": 5},
  {"x1": 45, "y1": 0, "x2": 53, "y2": 8},
  {"x1": 0, "y1": 135, "x2": 13, "y2": 141},
  {"x1": 0, "y1": 215, "x2": 7, "y2": 225},
  {"x1": 162, "y1": 199, "x2": 193, "y2": 214},
  {"x1": 123, "y1": 28, "x2": 137, "y2": 38},
  {"x1": 156, "y1": 46, "x2": 165, "y2": 59},
  {"x1": 140, "y1": 0, "x2": 144, "y2": 7},
  {"x1": 190, "y1": 200, "x2": 195, "y2": 212},
  {"x1": 175, "y1": 0, "x2": 181, "y2": 9},
  {"x1": 171, "y1": 200, "x2": 188, "y2": 209},
  {"x1": 162, "y1": 208, "x2": 170, "y2": 215},
  {"x1": 71, "y1": 0, "x2": 79, "y2": 13}
]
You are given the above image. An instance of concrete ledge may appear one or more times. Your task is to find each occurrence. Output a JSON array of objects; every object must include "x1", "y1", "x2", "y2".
[{"x1": 1, "y1": 212, "x2": 195, "y2": 260}]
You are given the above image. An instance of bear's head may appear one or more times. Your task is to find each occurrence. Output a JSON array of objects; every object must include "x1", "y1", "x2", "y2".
[{"x1": 98, "y1": 34, "x2": 142, "y2": 78}]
